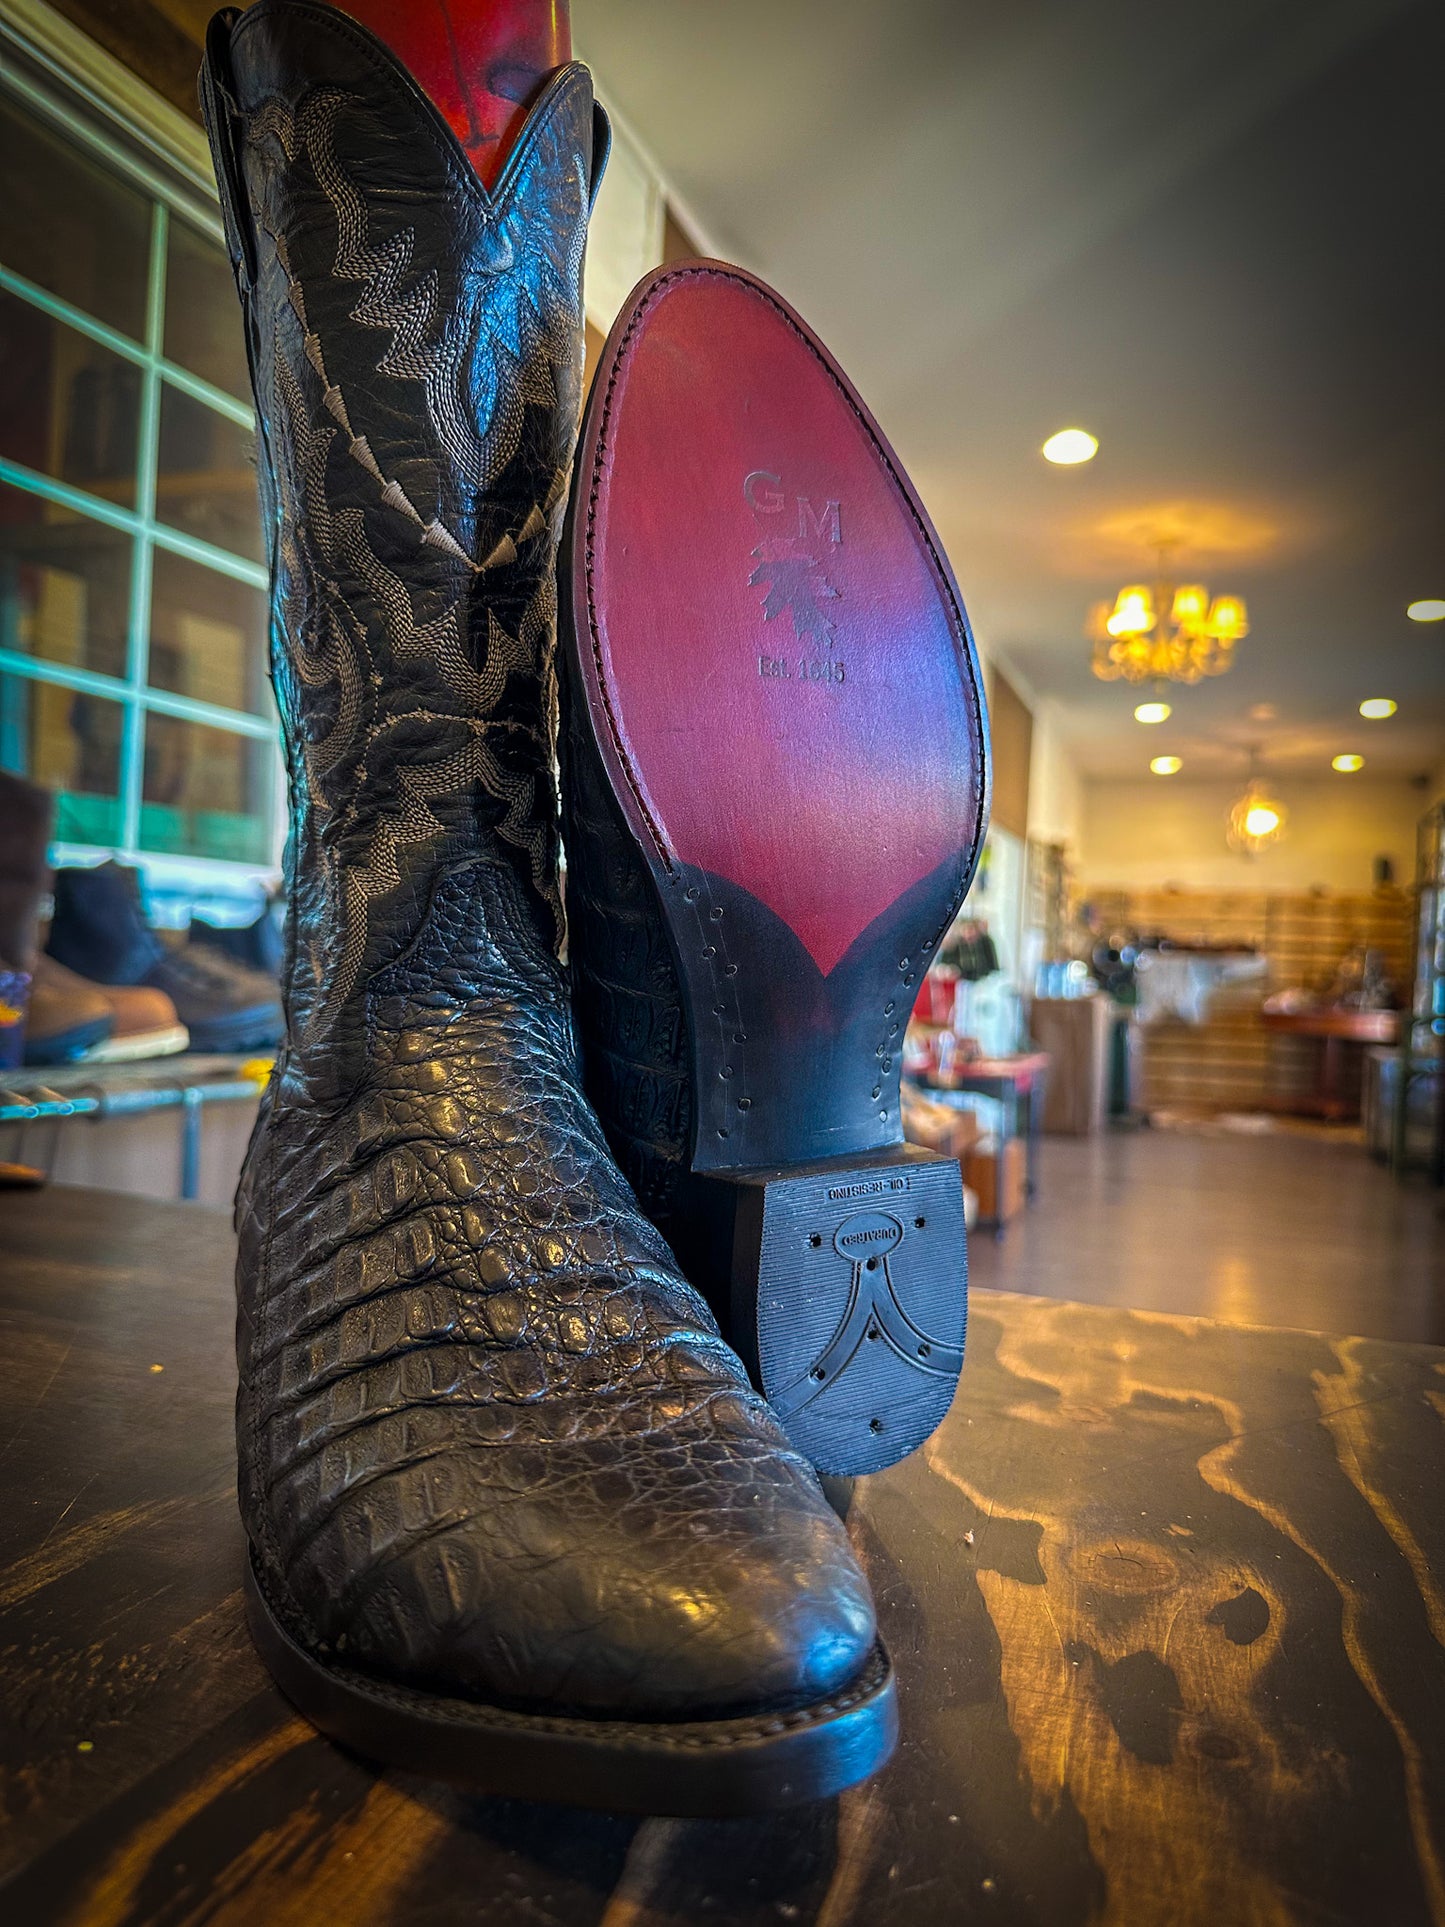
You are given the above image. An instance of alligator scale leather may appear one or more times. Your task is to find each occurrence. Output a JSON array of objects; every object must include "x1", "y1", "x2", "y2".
[{"x1": 198, "y1": 1, "x2": 894, "y2": 1810}]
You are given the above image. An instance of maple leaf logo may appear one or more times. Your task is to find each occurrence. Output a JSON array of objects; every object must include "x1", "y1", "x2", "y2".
[{"x1": 749, "y1": 546, "x2": 842, "y2": 648}]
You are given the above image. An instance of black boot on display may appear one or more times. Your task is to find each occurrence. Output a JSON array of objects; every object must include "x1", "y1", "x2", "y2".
[
  {"x1": 560, "y1": 263, "x2": 990, "y2": 1479},
  {"x1": 48, "y1": 861, "x2": 282, "y2": 1054},
  {"x1": 190, "y1": 893, "x2": 285, "y2": 977},
  {"x1": 199, "y1": 0, "x2": 894, "y2": 1814}
]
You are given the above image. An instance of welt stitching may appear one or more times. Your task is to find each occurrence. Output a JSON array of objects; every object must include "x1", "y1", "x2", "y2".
[
  {"x1": 336, "y1": 1651, "x2": 889, "y2": 1747},
  {"x1": 258, "y1": 1554, "x2": 890, "y2": 1747},
  {"x1": 582, "y1": 287, "x2": 680, "y2": 872}
]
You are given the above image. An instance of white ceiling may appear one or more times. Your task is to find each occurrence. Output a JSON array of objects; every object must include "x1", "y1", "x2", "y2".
[{"x1": 582, "y1": 0, "x2": 1445, "y2": 781}]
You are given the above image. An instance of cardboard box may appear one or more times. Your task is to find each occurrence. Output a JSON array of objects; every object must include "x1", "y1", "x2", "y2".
[
  {"x1": 902, "y1": 1087, "x2": 982, "y2": 1162},
  {"x1": 964, "y1": 1136, "x2": 1026, "y2": 1223}
]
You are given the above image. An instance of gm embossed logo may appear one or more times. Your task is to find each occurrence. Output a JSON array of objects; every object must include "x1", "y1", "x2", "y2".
[{"x1": 745, "y1": 469, "x2": 847, "y2": 687}]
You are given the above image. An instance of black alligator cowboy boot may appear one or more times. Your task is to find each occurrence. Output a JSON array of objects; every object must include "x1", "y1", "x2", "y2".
[{"x1": 199, "y1": 0, "x2": 895, "y2": 1812}]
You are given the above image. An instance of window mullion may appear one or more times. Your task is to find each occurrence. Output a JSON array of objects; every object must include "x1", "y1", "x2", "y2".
[
  {"x1": 0, "y1": 43, "x2": 282, "y2": 885},
  {"x1": 118, "y1": 199, "x2": 167, "y2": 857},
  {"x1": 0, "y1": 50, "x2": 223, "y2": 240},
  {"x1": 0, "y1": 648, "x2": 275, "y2": 739},
  {"x1": 0, "y1": 263, "x2": 255, "y2": 428}
]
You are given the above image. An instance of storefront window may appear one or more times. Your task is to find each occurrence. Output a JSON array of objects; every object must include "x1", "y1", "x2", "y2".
[{"x1": 0, "y1": 73, "x2": 276, "y2": 880}]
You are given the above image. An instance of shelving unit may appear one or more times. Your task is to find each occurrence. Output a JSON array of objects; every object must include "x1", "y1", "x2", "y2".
[
  {"x1": 0, "y1": 1053, "x2": 268, "y2": 1200},
  {"x1": 1393, "y1": 801, "x2": 1445, "y2": 1184},
  {"x1": 1081, "y1": 885, "x2": 1412, "y2": 1115}
]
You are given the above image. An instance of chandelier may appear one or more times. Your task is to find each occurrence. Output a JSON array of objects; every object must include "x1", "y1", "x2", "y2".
[
  {"x1": 1227, "y1": 761, "x2": 1287, "y2": 856},
  {"x1": 1088, "y1": 550, "x2": 1248, "y2": 684}
]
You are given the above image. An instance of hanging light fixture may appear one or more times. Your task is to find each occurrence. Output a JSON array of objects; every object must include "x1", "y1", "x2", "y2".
[
  {"x1": 1227, "y1": 753, "x2": 1287, "y2": 856},
  {"x1": 1088, "y1": 546, "x2": 1249, "y2": 685}
]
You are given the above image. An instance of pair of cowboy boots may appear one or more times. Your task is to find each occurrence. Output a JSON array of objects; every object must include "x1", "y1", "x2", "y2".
[{"x1": 201, "y1": 0, "x2": 987, "y2": 1814}]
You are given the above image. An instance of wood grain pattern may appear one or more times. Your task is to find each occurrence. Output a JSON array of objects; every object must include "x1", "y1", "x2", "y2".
[{"x1": 2, "y1": 1188, "x2": 1443, "y2": 1925}]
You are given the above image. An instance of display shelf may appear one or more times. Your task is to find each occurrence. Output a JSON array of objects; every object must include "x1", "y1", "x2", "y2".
[
  {"x1": 1393, "y1": 800, "x2": 1445, "y2": 1184},
  {"x1": 0, "y1": 1052, "x2": 270, "y2": 1198},
  {"x1": 1081, "y1": 887, "x2": 1412, "y2": 1115}
]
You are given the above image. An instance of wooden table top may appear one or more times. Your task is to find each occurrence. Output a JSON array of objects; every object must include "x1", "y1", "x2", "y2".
[
  {"x1": 1260, "y1": 1007, "x2": 1399, "y2": 1043},
  {"x1": 914, "y1": 1050, "x2": 1052, "y2": 1086},
  {"x1": 2, "y1": 1186, "x2": 1444, "y2": 1926}
]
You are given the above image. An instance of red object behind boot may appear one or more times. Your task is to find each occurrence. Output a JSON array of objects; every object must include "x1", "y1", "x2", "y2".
[{"x1": 342, "y1": 0, "x2": 571, "y2": 186}]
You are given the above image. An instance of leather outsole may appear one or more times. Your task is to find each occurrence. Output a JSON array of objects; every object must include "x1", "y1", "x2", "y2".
[
  {"x1": 245, "y1": 1559, "x2": 898, "y2": 1815},
  {"x1": 565, "y1": 259, "x2": 989, "y2": 1177}
]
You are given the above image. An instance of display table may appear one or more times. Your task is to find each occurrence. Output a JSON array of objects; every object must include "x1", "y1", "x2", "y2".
[
  {"x1": 913, "y1": 1050, "x2": 1050, "y2": 1219},
  {"x1": 1261, "y1": 1007, "x2": 1400, "y2": 1121},
  {"x1": 2, "y1": 1187, "x2": 1443, "y2": 1925}
]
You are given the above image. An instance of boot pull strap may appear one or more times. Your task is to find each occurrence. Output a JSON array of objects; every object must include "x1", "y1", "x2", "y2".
[
  {"x1": 198, "y1": 9, "x2": 258, "y2": 294},
  {"x1": 588, "y1": 102, "x2": 612, "y2": 216}
]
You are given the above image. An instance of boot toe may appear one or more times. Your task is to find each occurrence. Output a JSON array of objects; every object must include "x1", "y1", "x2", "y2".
[{"x1": 322, "y1": 1435, "x2": 877, "y2": 1723}]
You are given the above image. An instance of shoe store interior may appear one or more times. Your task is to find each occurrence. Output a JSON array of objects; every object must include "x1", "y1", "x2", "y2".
[{"x1": 2, "y1": 0, "x2": 1443, "y2": 1920}]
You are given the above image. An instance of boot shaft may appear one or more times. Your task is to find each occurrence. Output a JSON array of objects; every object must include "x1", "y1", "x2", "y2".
[
  {"x1": 47, "y1": 861, "x2": 162, "y2": 985},
  {"x1": 201, "y1": 2, "x2": 607, "y2": 1073}
]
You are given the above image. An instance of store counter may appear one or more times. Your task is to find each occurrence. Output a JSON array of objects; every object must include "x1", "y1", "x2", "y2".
[
  {"x1": 2, "y1": 1188, "x2": 1443, "y2": 1923},
  {"x1": 1261, "y1": 1006, "x2": 1401, "y2": 1121}
]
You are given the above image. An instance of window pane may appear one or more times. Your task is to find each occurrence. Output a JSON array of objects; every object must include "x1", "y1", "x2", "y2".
[
  {"x1": 0, "y1": 92, "x2": 149, "y2": 340},
  {"x1": 0, "y1": 484, "x2": 131, "y2": 678},
  {"x1": 164, "y1": 218, "x2": 249, "y2": 400},
  {"x1": 0, "y1": 290, "x2": 141, "y2": 506},
  {"x1": 157, "y1": 384, "x2": 262, "y2": 562},
  {"x1": 141, "y1": 716, "x2": 273, "y2": 864},
  {"x1": 0, "y1": 670, "x2": 124, "y2": 846},
  {"x1": 148, "y1": 549, "x2": 270, "y2": 716}
]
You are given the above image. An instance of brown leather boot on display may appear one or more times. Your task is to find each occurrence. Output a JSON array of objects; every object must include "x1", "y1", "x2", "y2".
[
  {"x1": 27, "y1": 957, "x2": 189, "y2": 1065},
  {"x1": 20, "y1": 958, "x2": 113, "y2": 1066},
  {"x1": 0, "y1": 771, "x2": 86, "y2": 1069}
]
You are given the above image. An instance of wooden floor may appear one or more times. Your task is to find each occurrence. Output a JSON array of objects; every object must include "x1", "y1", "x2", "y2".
[
  {"x1": 971, "y1": 1125, "x2": 1445, "y2": 1346},
  {"x1": 2, "y1": 1183, "x2": 1444, "y2": 1925}
]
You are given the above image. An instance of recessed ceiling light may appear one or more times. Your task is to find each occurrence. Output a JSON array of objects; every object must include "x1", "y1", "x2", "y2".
[
  {"x1": 1332, "y1": 753, "x2": 1365, "y2": 773},
  {"x1": 1150, "y1": 755, "x2": 1182, "y2": 775},
  {"x1": 1407, "y1": 599, "x2": 1445, "y2": 622},
  {"x1": 1359, "y1": 698, "x2": 1397, "y2": 719},
  {"x1": 1248, "y1": 703, "x2": 1278, "y2": 722},
  {"x1": 1041, "y1": 428, "x2": 1098, "y2": 465},
  {"x1": 1135, "y1": 701, "x2": 1171, "y2": 724}
]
